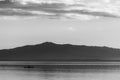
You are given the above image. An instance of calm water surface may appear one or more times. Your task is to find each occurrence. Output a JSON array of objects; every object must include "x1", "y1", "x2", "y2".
[{"x1": 0, "y1": 61, "x2": 120, "y2": 80}]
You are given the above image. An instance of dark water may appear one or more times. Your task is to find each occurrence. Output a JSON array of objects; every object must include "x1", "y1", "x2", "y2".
[{"x1": 0, "y1": 62, "x2": 120, "y2": 80}]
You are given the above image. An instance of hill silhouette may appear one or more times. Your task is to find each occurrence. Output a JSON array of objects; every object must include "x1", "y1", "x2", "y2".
[{"x1": 0, "y1": 42, "x2": 120, "y2": 61}]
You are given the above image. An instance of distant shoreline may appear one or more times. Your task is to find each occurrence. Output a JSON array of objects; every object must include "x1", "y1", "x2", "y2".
[{"x1": 0, "y1": 61, "x2": 120, "y2": 66}]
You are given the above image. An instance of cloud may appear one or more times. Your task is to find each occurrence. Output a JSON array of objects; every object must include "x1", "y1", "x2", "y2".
[{"x1": 0, "y1": 0, "x2": 120, "y2": 20}]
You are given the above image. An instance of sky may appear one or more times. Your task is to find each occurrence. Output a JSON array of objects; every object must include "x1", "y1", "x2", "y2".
[{"x1": 0, "y1": 0, "x2": 120, "y2": 49}]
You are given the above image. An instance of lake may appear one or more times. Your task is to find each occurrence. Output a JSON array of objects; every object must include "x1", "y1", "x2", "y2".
[{"x1": 0, "y1": 61, "x2": 120, "y2": 80}]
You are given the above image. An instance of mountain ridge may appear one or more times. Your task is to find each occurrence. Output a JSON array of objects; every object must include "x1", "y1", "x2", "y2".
[{"x1": 0, "y1": 42, "x2": 120, "y2": 61}]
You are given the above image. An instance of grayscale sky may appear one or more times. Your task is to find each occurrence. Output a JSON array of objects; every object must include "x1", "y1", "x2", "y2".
[
  {"x1": 0, "y1": 0, "x2": 120, "y2": 49},
  {"x1": 1, "y1": 18, "x2": 120, "y2": 49}
]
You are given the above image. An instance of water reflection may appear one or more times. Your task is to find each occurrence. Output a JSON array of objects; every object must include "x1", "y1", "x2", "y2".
[{"x1": 0, "y1": 65, "x2": 120, "y2": 80}]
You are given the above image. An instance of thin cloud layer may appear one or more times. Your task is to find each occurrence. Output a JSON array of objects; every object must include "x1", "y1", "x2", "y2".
[{"x1": 0, "y1": 0, "x2": 120, "y2": 20}]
